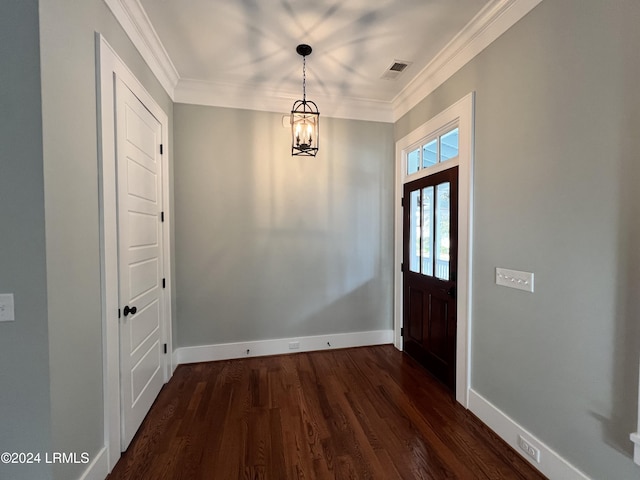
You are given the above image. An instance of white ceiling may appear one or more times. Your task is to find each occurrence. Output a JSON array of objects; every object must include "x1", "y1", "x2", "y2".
[{"x1": 106, "y1": 0, "x2": 542, "y2": 121}]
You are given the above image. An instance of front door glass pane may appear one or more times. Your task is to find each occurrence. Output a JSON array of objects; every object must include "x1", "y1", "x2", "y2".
[
  {"x1": 421, "y1": 187, "x2": 434, "y2": 275},
  {"x1": 435, "y1": 182, "x2": 450, "y2": 280},
  {"x1": 409, "y1": 190, "x2": 420, "y2": 272},
  {"x1": 440, "y1": 128, "x2": 459, "y2": 162},
  {"x1": 422, "y1": 139, "x2": 437, "y2": 168},
  {"x1": 407, "y1": 148, "x2": 420, "y2": 175}
]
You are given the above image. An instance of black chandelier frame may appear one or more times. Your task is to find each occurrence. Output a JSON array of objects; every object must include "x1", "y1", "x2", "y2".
[{"x1": 291, "y1": 44, "x2": 319, "y2": 157}]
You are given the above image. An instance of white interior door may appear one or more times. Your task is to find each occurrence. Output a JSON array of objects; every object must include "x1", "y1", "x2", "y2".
[{"x1": 116, "y1": 78, "x2": 165, "y2": 450}]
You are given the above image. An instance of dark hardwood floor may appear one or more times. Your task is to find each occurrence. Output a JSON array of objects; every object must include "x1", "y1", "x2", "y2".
[{"x1": 107, "y1": 345, "x2": 546, "y2": 479}]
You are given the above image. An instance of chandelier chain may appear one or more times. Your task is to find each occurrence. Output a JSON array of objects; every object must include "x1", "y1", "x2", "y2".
[{"x1": 302, "y1": 55, "x2": 307, "y2": 101}]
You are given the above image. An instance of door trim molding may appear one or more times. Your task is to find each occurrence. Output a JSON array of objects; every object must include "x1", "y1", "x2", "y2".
[
  {"x1": 394, "y1": 92, "x2": 474, "y2": 407},
  {"x1": 96, "y1": 34, "x2": 173, "y2": 471}
]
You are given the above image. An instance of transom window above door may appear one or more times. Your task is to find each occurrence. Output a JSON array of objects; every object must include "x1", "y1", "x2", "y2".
[{"x1": 407, "y1": 127, "x2": 459, "y2": 175}]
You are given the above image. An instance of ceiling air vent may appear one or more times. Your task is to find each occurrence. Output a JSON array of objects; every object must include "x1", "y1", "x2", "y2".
[
  {"x1": 381, "y1": 60, "x2": 412, "y2": 80},
  {"x1": 390, "y1": 62, "x2": 408, "y2": 72}
]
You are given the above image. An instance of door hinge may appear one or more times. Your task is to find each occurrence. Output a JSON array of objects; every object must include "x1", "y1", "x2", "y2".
[
  {"x1": 160, "y1": 144, "x2": 163, "y2": 155},
  {"x1": 160, "y1": 211, "x2": 165, "y2": 222},
  {"x1": 401, "y1": 197, "x2": 405, "y2": 207},
  {"x1": 401, "y1": 262, "x2": 404, "y2": 272},
  {"x1": 162, "y1": 278, "x2": 166, "y2": 289},
  {"x1": 118, "y1": 308, "x2": 121, "y2": 319},
  {"x1": 401, "y1": 327, "x2": 404, "y2": 336},
  {"x1": 163, "y1": 343, "x2": 168, "y2": 354}
]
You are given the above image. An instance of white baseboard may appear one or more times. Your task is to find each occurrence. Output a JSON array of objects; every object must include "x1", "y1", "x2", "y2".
[
  {"x1": 77, "y1": 446, "x2": 108, "y2": 480},
  {"x1": 468, "y1": 389, "x2": 590, "y2": 480},
  {"x1": 175, "y1": 329, "x2": 394, "y2": 365},
  {"x1": 630, "y1": 432, "x2": 640, "y2": 465}
]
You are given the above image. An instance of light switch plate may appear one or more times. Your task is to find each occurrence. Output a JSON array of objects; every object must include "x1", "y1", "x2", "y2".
[
  {"x1": 0, "y1": 294, "x2": 15, "y2": 321},
  {"x1": 496, "y1": 268, "x2": 534, "y2": 293}
]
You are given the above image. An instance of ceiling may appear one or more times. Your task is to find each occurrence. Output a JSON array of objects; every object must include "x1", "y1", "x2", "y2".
[{"x1": 106, "y1": 0, "x2": 541, "y2": 121}]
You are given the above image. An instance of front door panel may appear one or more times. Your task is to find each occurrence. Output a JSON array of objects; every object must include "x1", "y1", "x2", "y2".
[{"x1": 403, "y1": 167, "x2": 458, "y2": 391}]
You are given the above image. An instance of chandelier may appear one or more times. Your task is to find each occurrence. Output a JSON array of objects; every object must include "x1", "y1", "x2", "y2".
[{"x1": 291, "y1": 44, "x2": 319, "y2": 157}]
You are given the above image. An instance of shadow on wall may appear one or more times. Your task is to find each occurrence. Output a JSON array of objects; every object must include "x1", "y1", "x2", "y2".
[
  {"x1": 590, "y1": 67, "x2": 640, "y2": 457},
  {"x1": 243, "y1": 118, "x2": 391, "y2": 337},
  {"x1": 175, "y1": 108, "x2": 394, "y2": 345},
  {"x1": 299, "y1": 278, "x2": 390, "y2": 335}
]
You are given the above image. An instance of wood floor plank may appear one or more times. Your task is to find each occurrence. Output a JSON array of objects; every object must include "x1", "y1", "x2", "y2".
[{"x1": 107, "y1": 345, "x2": 547, "y2": 480}]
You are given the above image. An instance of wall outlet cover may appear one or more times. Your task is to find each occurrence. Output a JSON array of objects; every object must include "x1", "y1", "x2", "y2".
[
  {"x1": 0, "y1": 293, "x2": 15, "y2": 322},
  {"x1": 517, "y1": 434, "x2": 541, "y2": 463}
]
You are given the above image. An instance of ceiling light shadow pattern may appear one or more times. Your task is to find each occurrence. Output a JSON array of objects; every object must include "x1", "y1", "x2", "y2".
[
  {"x1": 278, "y1": 0, "x2": 394, "y2": 97},
  {"x1": 219, "y1": 0, "x2": 412, "y2": 97},
  {"x1": 140, "y1": 0, "x2": 492, "y2": 102},
  {"x1": 238, "y1": 0, "x2": 292, "y2": 85}
]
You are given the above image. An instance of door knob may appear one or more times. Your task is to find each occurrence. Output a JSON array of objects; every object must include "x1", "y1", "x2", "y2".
[{"x1": 123, "y1": 305, "x2": 137, "y2": 316}]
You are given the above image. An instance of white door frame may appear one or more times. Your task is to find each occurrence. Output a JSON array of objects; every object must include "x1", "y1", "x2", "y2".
[
  {"x1": 394, "y1": 92, "x2": 474, "y2": 408},
  {"x1": 96, "y1": 34, "x2": 173, "y2": 471}
]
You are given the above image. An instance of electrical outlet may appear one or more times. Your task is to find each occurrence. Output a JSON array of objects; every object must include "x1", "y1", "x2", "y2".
[
  {"x1": 518, "y1": 435, "x2": 541, "y2": 463},
  {"x1": 0, "y1": 294, "x2": 15, "y2": 322},
  {"x1": 288, "y1": 341, "x2": 300, "y2": 350}
]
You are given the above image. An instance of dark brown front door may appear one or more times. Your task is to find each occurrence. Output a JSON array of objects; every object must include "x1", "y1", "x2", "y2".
[{"x1": 403, "y1": 167, "x2": 458, "y2": 392}]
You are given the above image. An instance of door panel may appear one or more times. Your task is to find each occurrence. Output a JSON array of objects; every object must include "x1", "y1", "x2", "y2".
[
  {"x1": 128, "y1": 258, "x2": 159, "y2": 299},
  {"x1": 129, "y1": 212, "x2": 158, "y2": 247},
  {"x1": 403, "y1": 167, "x2": 458, "y2": 391},
  {"x1": 127, "y1": 160, "x2": 158, "y2": 202},
  {"x1": 428, "y1": 294, "x2": 448, "y2": 360},
  {"x1": 116, "y1": 78, "x2": 165, "y2": 450},
  {"x1": 408, "y1": 287, "x2": 424, "y2": 343}
]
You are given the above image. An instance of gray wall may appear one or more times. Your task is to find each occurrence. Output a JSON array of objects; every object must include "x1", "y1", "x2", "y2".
[
  {"x1": 0, "y1": 1, "x2": 52, "y2": 479},
  {"x1": 174, "y1": 105, "x2": 394, "y2": 347},
  {"x1": 38, "y1": 0, "x2": 173, "y2": 478},
  {"x1": 396, "y1": 0, "x2": 640, "y2": 478}
]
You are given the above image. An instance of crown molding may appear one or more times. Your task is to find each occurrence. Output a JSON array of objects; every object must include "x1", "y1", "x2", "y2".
[
  {"x1": 174, "y1": 78, "x2": 395, "y2": 123},
  {"x1": 392, "y1": 0, "x2": 543, "y2": 121},
  {"x1": 103, "y1": 0, "x2": 179, "y2": 98},
  {"x1": 105, "y1": 0, "x2": 542, "y2": 122}
]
